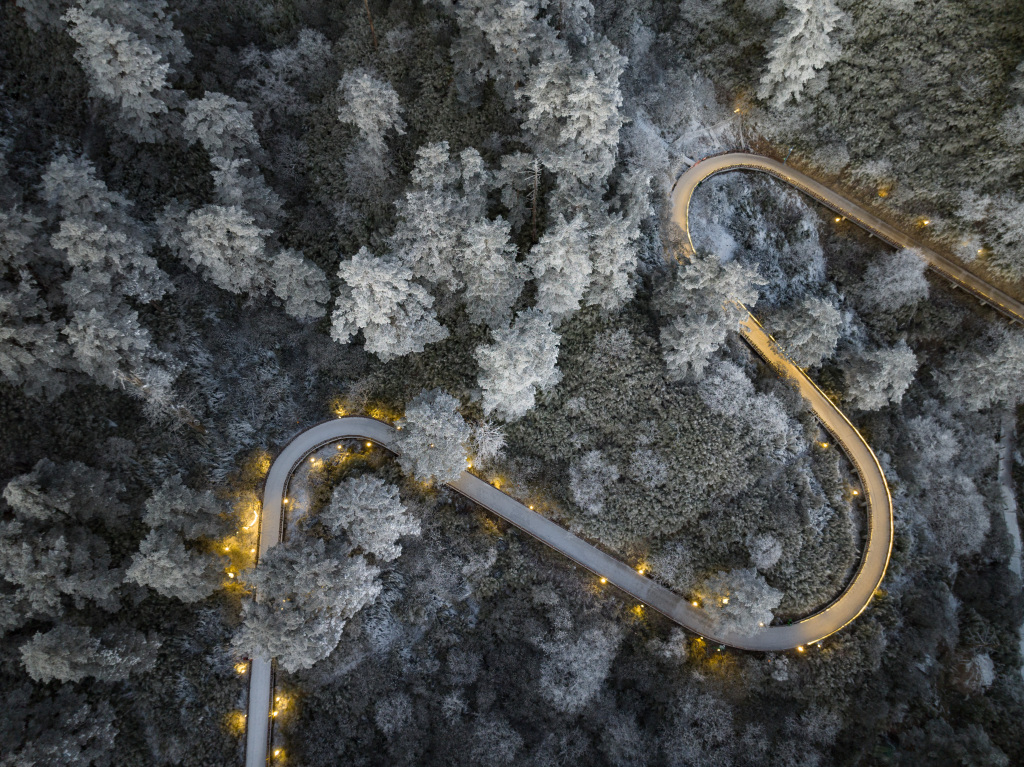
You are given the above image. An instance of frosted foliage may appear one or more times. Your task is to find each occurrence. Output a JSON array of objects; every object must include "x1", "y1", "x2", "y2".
[
  {"x1": 470, "y1": 716, "x2": 524, "y2": 767},
  {"x1": 461, "y1": 217, "x2": 527, "y2": 328},
  {"x1": 471, "y1": 422, "x2": 506, "y2": 463},
  {"x1": 391, "y1": 143, "x2": 524, "y2": 326},
  {"x1": 527, "y1": 215, "x2": 592, "y2": 322},
  {"x1": 62, "y1": 0, "x2": 189, "y2": 141},
  {"x1": 41, "y1": 155, "x2": 135, "y2": 223},
  {"x1": 332, "y1": 248, "x2": 448, "y2": 361},
  {"x1": 141, "y1": 475, "x2": 225, "y2": 540},
  {"x1": 51, "y1": 217, "x2": 169, "y2": 303},
  {"x1": 375, "y1": 693, "x2": 413, "y2": 736},
  {"x1": 183, "y1": 93, "x2": 260, "y2": 158},
  {"x1": 15, "y1": 0, "x2": 66, "y2": 30},
  {"x1": 629, "y1": 448, "x2": 668, "y2": 488},
  {"x1": 523, "y1": 37, "x2": 625, "y2": 186},
  {"x1": 538, "y1": 627, "x2": 622, "y2": 713},
  {"x1": 20, "y1": 624, "x2": 158, "y2": 683},
  {"x1": 773, "y1": 297, "x2": 842, "y2": 367},
  {"x1": 570, "y1": 450, "x2": 620, "y2": 515},
  {"x1": 586, "y1": 211, "x2": 640, "y2": 312},
  {"x1": 324, "y1": 475, "x2": 420, "y2": 562},
  {"x1": 758, "y1": 0, "x2": 845, "y2": 107},
  {"x1": 233, "y1": 539, "x2": 381, "y2": 672},
  {"x1": 126, "y1": 528, "x2": 223, "y2": 602},
  {"x1": 271, "y1": 248, "x2": 330, "y2": 321},
  {"x1": 938, "y1": 326, "x2": 1024, "y2": 410},
  {"x1": 702, "y1": 568, "x2": 782, "y2": 636},
  {"x1": 843, "y1": 340, "x2": 918, "y2": 410},
  {"x1": 1000, "y1": 105, "x2": 1024, "y2": 146},
  {"x1": 7, "y1": 688, "x2": 117, "y2": 767},
  {"x1": 858, "y1": 248, "x2": 929, "y2": 313},
  {"x1": 747, "y1": 534, "x2": 783, "y2": 571},
  {"x1": 0, "y1": 210, "x2": 70, "y2": 398},
  {"x1": 475, "y1": 308, "x2": 562, "y2": 421},
  {"x1": 337, "y1": 69, "x2": 406, "y2": 155},
  {"x1": 395, "y1": 389, "x2": 472, "y2": 484},
  {"x1": 659, "y1": 253, "x2": 762, "y2": 379},
  {"x1": 699, "y1": 361, "x2": 797, "y2": 456},
  {"x1": 179, "y1": 205, "x2": 272, "y2": 294}
]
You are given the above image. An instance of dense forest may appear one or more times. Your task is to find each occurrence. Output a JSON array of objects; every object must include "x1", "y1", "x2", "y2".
[{"x1": 1, "y1": 0, "x2": 1023, "y2": 765}]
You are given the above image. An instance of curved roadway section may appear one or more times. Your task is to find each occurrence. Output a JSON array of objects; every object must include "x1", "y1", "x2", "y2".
[
  {"x1": 671, "y1": 152, "x2": 1024, "y2": 323},
  {"x1": 245, "y1": 151, "x2": 1024, "y2": 764}
]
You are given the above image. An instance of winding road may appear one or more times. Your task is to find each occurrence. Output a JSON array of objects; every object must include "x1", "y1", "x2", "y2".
[{"x1": 244, "y1": 152, "x2": 1023, "y2": 765}]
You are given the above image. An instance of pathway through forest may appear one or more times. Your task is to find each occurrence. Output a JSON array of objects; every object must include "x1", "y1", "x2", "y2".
[{"x1": 243, "y1": 152, "x2": 1024, "y2": 766}]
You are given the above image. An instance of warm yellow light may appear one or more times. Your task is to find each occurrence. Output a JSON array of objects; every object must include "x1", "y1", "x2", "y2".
[
  {"x1": 834, "y1": 217, "x2": 841, "y2": 222},
  {"x1": 366, "y1": 442, "x2": 372, "y2": 448},
  {"x1": 274, "y1": 749, "x2": 282, "y2": 757},
  {"x1": 820, "y1": 442, "x2": 829, "y2": 448},
  {"x1": 600, "y1": 577, "x2": 607, "y2": 584},
  {"x1": 271, "y1": 710, "x2": 279, "y2": 718},
  {"x1": 636, "y1": 566, "x2": 646, "y2": 575},
  {"x1": 922, "y1": 219, "x2": 930, "y2": 225},
  {"x1": 250, "y1": 548, "x2": 256, "y2": 554},
  {"x1": 721, "y1": 597, "x2": 729, "y2": 605},
  {"x1": 528, "y1": 505, "x2": 534, "y2": 510},
  {"x1": 734, "y1": 108, "x2": 740, "y2": 113},
  {"x1": 223, "y1": 546, "x2": 230, "y2": 552},
  {"x1": 227, "y1": 572, "x2": 235, "y2": 578},
  {"x1": 493, "y1": 480, "x2": 500, "y2": 488},
  {"x1": 283, "y1": 498, "x2": 289, "y2": 504},
  {"x1": 235, "y1": 662, "x2": 248, "y2": 674},
  {"x1": 467, "y1": 463, "x2": 473, "y2": 469},
  {"x1": 244, "y1": 509, "x2": 259, "y2": 529},
  {"x1": 852, "y1": 489, "x2": 859, "y2": 496},
  {"x1": 797, "y1": 646, "x2": 805, "y2": 652},
  {"x1": 692, "y1": 601, "x2": 699, "y2": 607}
]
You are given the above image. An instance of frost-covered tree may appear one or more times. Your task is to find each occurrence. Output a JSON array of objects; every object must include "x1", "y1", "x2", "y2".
[
  {"x1": 772, "y1": 296, "x2": 843, "y2": 367},
  {"x1": 1, "y1": 460, "x2": 126, "y2": 627},
  {"x1": 331, "y1": 248, "x2": 449, "y2": 361},
  {"x1": 62, "y1": 0, "x2": 190, "y2": 141},
  {"x1": 389, "y1": 142, "x2": 526, "y2": 328},
  {"x1": 39, "y1": 155, "x2": 178, "y2": 404},
  {"x1": 176, "y1": 204, "x2": 272, "y2": 294},
  {"x1": 537, "y1": 626, "x2": 622, "y2": 713},
  {"x1": 183, "y1": 92, "x2": 261, "y2": 159},
  {"x1": 0, "y1": 209, "x2": 72, "y2": 398},
  {"x1": 570, "y1": 450, "x2": 620, "y2": 515},
  {"x1": 391, "y1": 142, "x2": 488, "y2": 291},
  {"x1": 523, "y1": 37, "x2": 626, "y2": 187},
  {"x1": 125, "y1": 476, "x2": 229, "y2": 602},
  {"x1": 475, "y1": 308, "x2": 562, "y2": 421},
  {"x1": 270, "y1": 248, "x2": 330, "y2": 322},
  {"x1": 701, "y1": 568, "x2": 782, "y2": 636},
  {"x1": 699, "y1": 361, "x2": 798, "y2": 457},
  {"x1": 657, "y1": 252, "x2": 762, "y2": 379},
  {"x1": 394, "y1": 389, "x2": 473, "y2": 484},
  {"x1": 757, "y1": 0, "x2": 846, "y2": 107},
  {"x1": 233, "y1": 539, "x2": 381, "y2": 672},
  {"x1": 747, "y1": 533, "x2": 783, "y2": 571},
  {"x1": 5, "y1": 687, "x2": 117, "y2": 767},
  {"x1": 322, "y1": 475, "x2": 420, "y2": 562},
  {"x1": 586, "y1": 209, "x2": 641, "y2": 312},
  {"x1": 460, "y1": 217, "x2": 528, "y2": 328},
  {"x1": 857, "y1": 248, "x2": 929, "y2": 314},
  {"x1": 629, "y1": 448, "x2": 669, "y2": 489},
  {"x1": 20, "y1": 623, "x2": 158, "y2": 683},
  {"x1": 936, "y1": 326, "x2": 1024, "y2": 411},
  {"x1": 526, "y1": 214, "x2": 592, "y2": 322},
  {"x1": 336, "y1": 68, "x2": 406, "y2": 155},
  {"x1": 842, "y1": 339, "x2": 918, "y2": 410}
]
